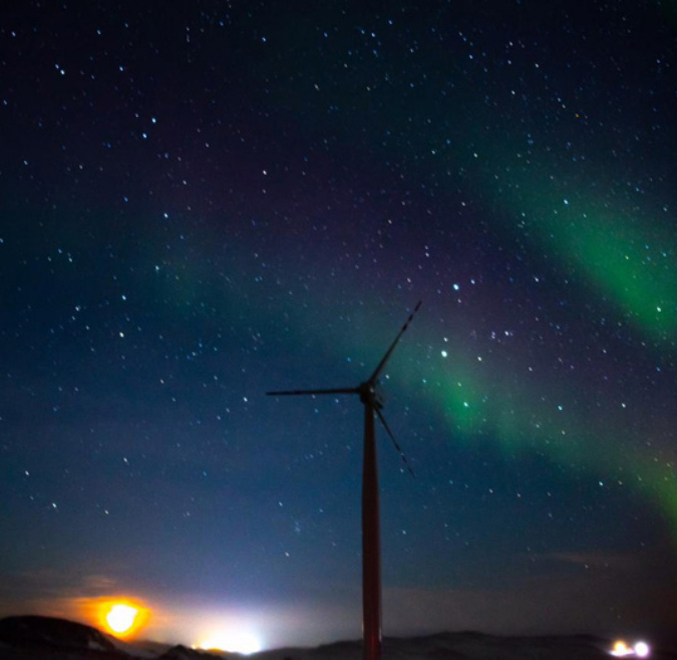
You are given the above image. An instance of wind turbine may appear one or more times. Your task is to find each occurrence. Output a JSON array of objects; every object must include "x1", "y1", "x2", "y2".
[{"x1": 266, "y1": 301, "x2": 421, "y2": 660}]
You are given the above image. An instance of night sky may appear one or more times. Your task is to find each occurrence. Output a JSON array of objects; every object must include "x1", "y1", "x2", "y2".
[{"x1": 1, "y1": 0, "x2": 677, "y2": 651}]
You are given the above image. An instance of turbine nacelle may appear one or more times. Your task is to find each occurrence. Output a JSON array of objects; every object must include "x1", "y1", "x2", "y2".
[{"x1": 359, "y1": 381, "x2": 384, "y2": 410}]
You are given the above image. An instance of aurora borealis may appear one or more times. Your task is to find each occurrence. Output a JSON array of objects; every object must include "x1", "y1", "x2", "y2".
[{"x1": 1, "y1": 0, "x2": 677, "y2": 651}]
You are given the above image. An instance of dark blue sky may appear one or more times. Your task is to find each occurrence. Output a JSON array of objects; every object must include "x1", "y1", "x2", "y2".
[{"x1": 1, "y1": 0, "x2": 676, "y2": 650}]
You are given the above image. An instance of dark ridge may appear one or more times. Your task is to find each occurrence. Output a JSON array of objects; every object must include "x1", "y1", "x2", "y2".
[
  {"x1": 158, "y1": 644, "x2": 232, "y2": 660},
  {"x1": 2, "y1": 616, "x2": 677, "y2": 660},
  {"x1": 0, "y1": 615, "x2": 121, "y2": 654},
  {"x1": 314, "y1": 640, "x2": 360, "y2": 652}
]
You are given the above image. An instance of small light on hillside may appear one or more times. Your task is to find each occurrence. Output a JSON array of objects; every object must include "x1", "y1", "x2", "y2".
[{"x1": 609, "y1": 639, "x2": 650, "y2": 657}]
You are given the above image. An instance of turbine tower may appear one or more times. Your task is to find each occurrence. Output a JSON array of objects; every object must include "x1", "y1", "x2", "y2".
[{"x1": 267, "y1": 301, "x2": 421, "y2": 660}]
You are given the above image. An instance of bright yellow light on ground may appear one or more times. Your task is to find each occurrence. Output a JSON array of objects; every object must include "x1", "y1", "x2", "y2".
[
  {"x1": 95, "y1": 599, "x2": 150, "y2": 639},
  {"x1": 195, "y1": 630, "x2": 262, "y2": 655},
  {"x1": 106, "y1": 604, "x2": 138, "y2": 634},
  {"x1": 610, "y1": 640, "x2": 634, "y2": 656}
]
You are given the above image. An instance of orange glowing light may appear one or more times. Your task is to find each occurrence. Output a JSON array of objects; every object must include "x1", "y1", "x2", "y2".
[
  {"x1": 610, "y1": 640, "x2": 634, "y2": 657},
  {"x1": 94, "y1": 599, "x2": 150, "y2": 638},
  {"x1": 107, "y1": 604, "x2": 137, "y2": 634}
]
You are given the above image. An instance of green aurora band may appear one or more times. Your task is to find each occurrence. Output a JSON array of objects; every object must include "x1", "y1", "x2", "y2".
[
  {"x1": 498, "y1": 163, "x2": 677, "y2": 344},
  {"x1": 138, "y1": 122, "x2": 677, "y2": 543},
  {"x1": 308, "y1": 295, "x2": 677, "y2": 540}
]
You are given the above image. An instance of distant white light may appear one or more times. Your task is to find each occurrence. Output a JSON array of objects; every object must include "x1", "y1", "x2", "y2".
[
  {"x1": 441, "y1": 350, "x2": 448, "y2": 358},
  {"x1": 195, "y1": 630, "x2": 262, "y2": 655},
  {"x1": 634, "y1": 642, "x2": 650, "y2": 657}
]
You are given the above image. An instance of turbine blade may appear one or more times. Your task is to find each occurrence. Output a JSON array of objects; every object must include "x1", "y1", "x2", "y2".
[
  {"x1": 267, "y1": 387, "x2": 359, "y2": 396},
  {"x1": 375, "y1": 408, "x2": 415, "y2": 478},
  {"x1": 368, "y1": 300, "x2": 422, "y2": 384}
]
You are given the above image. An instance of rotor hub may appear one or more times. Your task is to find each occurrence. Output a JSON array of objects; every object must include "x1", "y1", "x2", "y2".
[{"x1": 359, "y1": 382, "x2": 384, "y2": 409}]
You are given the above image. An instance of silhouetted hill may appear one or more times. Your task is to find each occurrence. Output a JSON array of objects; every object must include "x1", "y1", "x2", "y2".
[
  {"x1": 0, "y1": 615, "x2": 126, "y2": 660},
  {"x1": 157, "y1": 645, "x2": 230, "y2": 660},
  {"x1": 2, "y1": 616, "x2": 677, "y2": 660}
]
